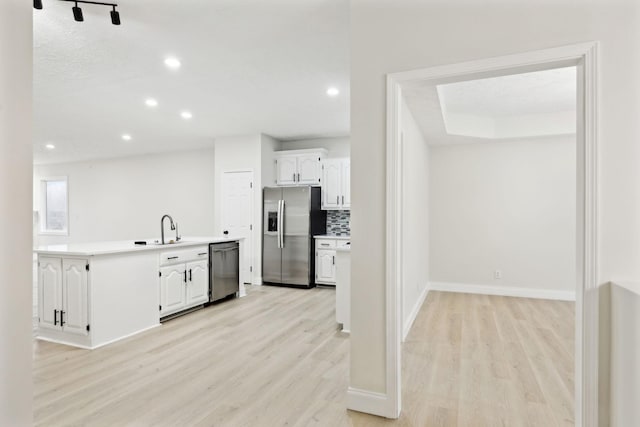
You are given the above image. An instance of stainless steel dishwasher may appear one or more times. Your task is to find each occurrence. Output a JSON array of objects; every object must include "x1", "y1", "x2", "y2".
[{"x1": 209, "y1": 241, "x2": 240, "y2": 302}]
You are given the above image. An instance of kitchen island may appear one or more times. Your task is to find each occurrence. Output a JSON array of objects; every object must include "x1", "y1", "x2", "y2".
[{"x1": 34, "y1": 236, "x2": 243, "y2": 349}]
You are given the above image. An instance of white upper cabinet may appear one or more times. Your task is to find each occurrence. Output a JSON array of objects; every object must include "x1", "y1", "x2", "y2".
[
  {"x1": 275, "y1": 155, "x2": 298, "y2": 185},
  {"x1": 321, "y1": 158, "x2": 351, "y2": 210},
  {"x1": 322, "y1": 160, "x2": 341, "y2": 209},
  {"x1": 341, "y1": 160, "x2": 351, "y2": 209},
  {"x1": 274, "y1": 149, "x2": 327, "y2": 186}
]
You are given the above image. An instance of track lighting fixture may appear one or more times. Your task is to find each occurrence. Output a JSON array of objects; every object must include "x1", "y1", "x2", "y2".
[
  {"x1": 110, "y1": 6, "x2": 120, "y2": 25},
  {"x1": 35, "y1": 0, "x2": 123, "y2": 26},
  {"x1": 72, "y1": 2, "x2": 84, "y2": 22}
]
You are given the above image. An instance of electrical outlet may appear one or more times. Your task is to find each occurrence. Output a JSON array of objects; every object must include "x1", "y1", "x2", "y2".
[{"x1": 494, "y1": 270, "x2": 502, "y2": 279}]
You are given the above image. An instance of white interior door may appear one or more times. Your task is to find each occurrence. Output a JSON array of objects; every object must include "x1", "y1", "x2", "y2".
[{"x1": 221, "y1": 171, "x2": 254, "y2": 284}]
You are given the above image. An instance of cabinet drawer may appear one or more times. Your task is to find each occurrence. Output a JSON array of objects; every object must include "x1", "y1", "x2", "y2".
[
  {"x1": 337, "y1": 240, "x2": 351, "y2": 249},
  {"x1": 160, "y1": 246, "x2": 209, "y2": 266},
  {"x1": 315, "y1": 239, "x2": 336, "y2": 249}
]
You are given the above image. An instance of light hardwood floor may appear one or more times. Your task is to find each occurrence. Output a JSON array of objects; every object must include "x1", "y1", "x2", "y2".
[{"x1": 33, "y1": 287, "x2": 574, "y2": 426}]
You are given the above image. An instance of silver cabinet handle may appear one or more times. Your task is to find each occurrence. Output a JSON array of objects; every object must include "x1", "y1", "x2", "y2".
[
  {"x1": 342, "y1": 195, "x2": 344, "y2": 205},
  {"x1": 332, "y1": 255, "x2": 335, "y2": 265},
  {"x1": 336, "y1": 195, "x2": 339, "y2": 205},
  {"x1": 297, "y1": 173, "x2": 300, "y2": 182},
  {"x1": 198, "y1": 252, "x2": 208, "y2": 256},
  {"x1": 293, "y1": 173, "x2": 296, "y2": 182}
]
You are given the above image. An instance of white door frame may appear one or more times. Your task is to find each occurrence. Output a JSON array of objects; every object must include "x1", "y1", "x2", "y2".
[
  {"x1": 221, "y1": 169, "x2": 255, "y2": 290},
  {"x1": 385, "y1": 42, "x2": 599, "y2": 424}
]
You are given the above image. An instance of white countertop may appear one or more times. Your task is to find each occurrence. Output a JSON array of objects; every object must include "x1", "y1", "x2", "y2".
[
  {"x1": 314, "y1": 234, "x2": 351, "y2": 240},
  {"x1": 34, "y1": 236, "x2": 243, "y2": 257}
]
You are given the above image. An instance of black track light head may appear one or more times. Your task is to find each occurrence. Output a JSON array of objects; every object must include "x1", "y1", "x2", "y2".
[
  {"x1": 110, "y1": 8, "x2": 120, "y2": 25},
  {"x1": 34, "y1": 0, "x2": 43, "y2": 10},
  {"x1": 72, "y1": 3, "x2": 84, "y2": 22}
]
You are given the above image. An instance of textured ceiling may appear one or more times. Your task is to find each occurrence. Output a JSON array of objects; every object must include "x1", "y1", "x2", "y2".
[
  {"x1": 33, "y1": 0, "x2": 349, "y2": 164},
  {"x1": 403, "y1": 67, "x2": 577, "y2": 144}
]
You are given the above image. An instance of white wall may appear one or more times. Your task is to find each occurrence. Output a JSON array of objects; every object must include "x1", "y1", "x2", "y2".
[
  {"x1": 400, "y1": 97, "x2": 430, "y2": 338},
  {"x1": 350, "y1": 0, "x2": 640, "y2": 418},
  {"x1": 213, "y1": 134, "x2": 263, "y2": 284},
  {"x1": 610, "y1": 282, "x2": 640, "y2": 426},
  {"x1": 34, "y1": 148, "x2": 216, "y2": 246},
  {"x1": 0, "y1": 0, "x2": 33, "y2": 424},
  {"x1": 428, "y1": 136, "x2": 576, "y2": 295},
  {"x1": 280, "y1": 136, "x2": 350, "y2": 158}
]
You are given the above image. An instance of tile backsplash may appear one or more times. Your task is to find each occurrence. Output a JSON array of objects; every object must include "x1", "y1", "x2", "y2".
[{"x1": 326, "y1": 210, "x2": 350, "y2": 236}]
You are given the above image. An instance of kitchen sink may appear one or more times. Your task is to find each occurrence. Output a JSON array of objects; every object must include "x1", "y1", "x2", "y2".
[{"x1": 148, "y1": 240, "x2": 187, "y2": 246}]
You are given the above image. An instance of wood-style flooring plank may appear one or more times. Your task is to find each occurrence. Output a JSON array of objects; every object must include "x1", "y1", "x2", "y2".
[{"x1": 33, "y1": 287, "x2": 574, "y2": 426}]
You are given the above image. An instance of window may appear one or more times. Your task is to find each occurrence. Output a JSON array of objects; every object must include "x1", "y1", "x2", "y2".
[{"x1": 40, "y1": 177, "x2": 68, "y2": 235}]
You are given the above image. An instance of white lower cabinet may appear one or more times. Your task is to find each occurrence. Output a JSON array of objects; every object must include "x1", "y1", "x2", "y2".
[
  {"x1": 316, "y1": 249, "x2": 336, "y2": 284},
  {"x1": 186, "y1": 260, "x2": 209, "y2": 306},
  {"x1": 315, "y1": 238, "x2": 350, "y2": 285},
  {"x1": 159, "y1": 247, "x2": 209, "y2": 318},
  {"x1": 38, "y1": 257, "x2": 89, "y2": 336},
  {"x1": 160, "y1": 265, "x2": 188, "y2": 315}
]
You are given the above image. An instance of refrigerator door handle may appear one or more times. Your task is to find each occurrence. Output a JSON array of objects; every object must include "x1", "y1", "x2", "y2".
[
  {"x1": 280, "y1": 200, "x2": 285, "y2": 248},
  {"x1": 277, "y1": 200, "x2": 282, "y2": 248}
]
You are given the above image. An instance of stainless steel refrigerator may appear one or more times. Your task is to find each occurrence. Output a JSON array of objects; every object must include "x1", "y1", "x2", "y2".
[{"x1": 262, "y1": 186, "x2": 326, "y2": 288}]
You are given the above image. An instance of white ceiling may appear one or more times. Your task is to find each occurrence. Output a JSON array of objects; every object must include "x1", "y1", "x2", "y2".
[
  {"x1": 403, "y1": 66, "x2": 577, "y2": 144},
  {"x1": 33, "y1": 0, "x2": 350, "y2": 164}
]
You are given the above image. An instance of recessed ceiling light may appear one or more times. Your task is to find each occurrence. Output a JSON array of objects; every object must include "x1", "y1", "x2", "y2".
[
  {"x1": 180, "y1": 111, "x2": 193, "y2": 120},
  {"x1": 145, "y1": 98, "x2": 158, "y2": 107},
  {"x1": 326, "y1": 87, "x2": 340, "y2": 97},
  {"x1": 164, "y1": 57, "x2": 181, "y2": 70},
  {"x1": 45, "y1": 143, "x2": 55, "y2": 150},
  {"x1": 122, "y1": 134, "x2": 132, "y2": 141}
]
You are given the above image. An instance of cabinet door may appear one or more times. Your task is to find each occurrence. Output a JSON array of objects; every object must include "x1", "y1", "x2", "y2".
[
  {"x1": 341, "y1": 159, "x2": 351, "y2": 209},
  {"x1": 316, "y1": 249, "x2": 336, "y2": 284},
  {"x1": 297, "y1": 154, "x2": 322, "y2": 184},
  {"x1": 38, "y1": 257, "x2": 62, "y2": 331},
  {"x1": 321, "y1": 160, "x2": 341, "y2": 210},
  {"x1": 160, "y1": 265, "x2": 187, "y2": 316},
  {"x1": 186, "y1": 260, "x2": 209, "y2": 306},
  {"x1": 276, "y1": 155, "x2": 298, "y2": 185},
  {"x1": 62, "y1": 259, "x2": 89, "y2": 336}
]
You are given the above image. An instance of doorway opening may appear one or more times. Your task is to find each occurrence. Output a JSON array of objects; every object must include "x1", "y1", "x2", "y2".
[{"x1": 384, "y1": 43, "x2": 598, "y2": 425}]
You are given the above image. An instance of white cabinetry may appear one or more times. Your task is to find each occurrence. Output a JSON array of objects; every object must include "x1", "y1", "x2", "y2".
[
  {"x1": 274, "y1": 149, "x2": 327, "y2": 186},
  {"x1": 159, "y1": 246, "x2": 209, "y2": 318},
  {"x1": 315, "y1": 238, "x2": 350, "y2": 285},
  {"x1": 316, "y1": 249, "x2": 336, "y2": 284},
  {"x1": 321, "y1": 158, "x2": 350, "y2": 210},
  {"x1": 38, "y1": 257, "x2": 88, "y2": 336},
  {"x1": 186, "y1": 260, "x2": 209, "y2": 305},
  {"x1": 335, "y1": 249, "x2": 351, "y2": 333}
]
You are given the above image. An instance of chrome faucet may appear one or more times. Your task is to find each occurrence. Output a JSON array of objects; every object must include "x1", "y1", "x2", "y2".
[{"x1": 160, "y1": 214, "x2": 175, "y2": 245}]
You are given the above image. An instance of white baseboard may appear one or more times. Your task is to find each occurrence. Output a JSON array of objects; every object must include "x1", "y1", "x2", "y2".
[
  {"x1": 403, "y1": 285, "x2": 429, "y2": 341},
  {"x1": 347, "y1": 387, "x2": 396, "y2": 419},
  {"x1": 428, "y1": 281, "x2": 576, "y2": 301}
]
